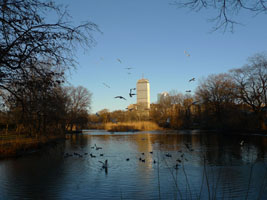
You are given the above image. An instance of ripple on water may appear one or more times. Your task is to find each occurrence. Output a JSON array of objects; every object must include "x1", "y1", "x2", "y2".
[{"x1": 0, "y1": 130, "x2": 266, "y2": 199}]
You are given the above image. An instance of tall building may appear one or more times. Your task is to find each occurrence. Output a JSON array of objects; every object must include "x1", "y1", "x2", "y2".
[{"x1": 136, "y1": 78, "x2": 150, "y2": 110}]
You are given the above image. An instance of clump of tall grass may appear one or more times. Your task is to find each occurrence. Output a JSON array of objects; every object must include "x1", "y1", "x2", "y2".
[
  {"x1": 104, "y1": 121, "x2": 161, "y2": 132},
  {"x1": 87, "y1": 123, "x2": 105, "y2": 130},
  {"x1": 0, "y1": 134, "x2": 64, "y2": 158}
]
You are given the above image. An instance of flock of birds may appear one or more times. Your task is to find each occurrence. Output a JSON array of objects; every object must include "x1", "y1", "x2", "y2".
[
  {"x1": 114, "y1": 87, "x2": 136, "y2": 101},
  {"x1": 99, "y1": 50, "x2": 196, "y2": 105},
  {"x1": 184, "y1": 50, "x2": 190, "y2": 57},
  {"x1": 100, "y1": 57, "x2": 137, "y2": 103},
  {"x1": 62, "y1": 138, "x2": 246, "y2": 175},
  {"x1": 61, "y1": 142, "x2": 200, "y2": 174},
  {"x1": 185, "y1": 77, "x2": 195, "y2": 93}
]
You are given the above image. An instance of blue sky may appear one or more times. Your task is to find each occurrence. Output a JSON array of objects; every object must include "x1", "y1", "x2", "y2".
[{"x1": 55, "y1": 0, "x2": 267, "y2": 113}]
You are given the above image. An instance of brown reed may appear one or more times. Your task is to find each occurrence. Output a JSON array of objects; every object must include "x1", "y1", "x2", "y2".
[
  {"x1": 0, "y1": 134, "x2": 64, "y2": 158},
  {"x1": 104, "y1": 121, "x2": 161, "y2": 132}
]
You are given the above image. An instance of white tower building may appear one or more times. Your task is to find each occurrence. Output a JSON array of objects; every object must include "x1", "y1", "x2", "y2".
[{"x1": 136, "y1": 78, "x2": 150, "y2": 110}]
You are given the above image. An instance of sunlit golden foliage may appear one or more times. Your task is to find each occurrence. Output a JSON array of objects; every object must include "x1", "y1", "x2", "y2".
[{"x1": 104, "y1": 121, "x2": 161, "y2": 132}]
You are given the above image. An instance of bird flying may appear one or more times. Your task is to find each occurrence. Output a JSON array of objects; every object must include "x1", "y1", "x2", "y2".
[
  {"x1": 129, "y1": 88, "x2": 136, "y2": 97},
  {"x1": 125, "y1": 67, "x2": 133, "y2": 70},
  {"x1": 186, "y1": 90, "x2": 191, "y2": 93},
  {"x1": 129, "y1": 93, "x2": 136, "y2": 97},
  {"x1": 115, "y1": 96, "x2": 126, "y2": 100},
  {"x1": 117, "y1": 58, "x2": 122, "y2": 63},
  {"x1": 96, "y1": 57, "x2": 104, "y2": 64},
  {"x1": 102, "y1": 82, "x2": 110, "y2": 88},
  {"x1": 189, "y1": 78, "x2": 195, "y2": 82},
  {"x1": 184, "y1": 50, "x2": 190, "y2": 57}
]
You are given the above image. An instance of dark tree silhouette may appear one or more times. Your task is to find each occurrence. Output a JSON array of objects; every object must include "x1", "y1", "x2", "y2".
[
  {"x1": 195, "y1": 73, "x2": 237, "y2": 128},
  {"x1": 0, "y1": 0, "x2": 98, "y2": 135},
  {"x1": 231, "y1": 53, "x2": 267, "y2": 128},
  {"x1": 64, "y1": 86, "x2": 92, "y2": 131},
  {"x1": 171, "y1": 0, "x2": 267, "y2": 32},
  {"x1": 0, "y1": 0, "x2": 98, "y2": 106}
]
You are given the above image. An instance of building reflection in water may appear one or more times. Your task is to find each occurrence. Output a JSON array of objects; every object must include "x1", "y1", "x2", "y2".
[{"x1": 0, "y1": 130, "x2": 266, "y2": 199}]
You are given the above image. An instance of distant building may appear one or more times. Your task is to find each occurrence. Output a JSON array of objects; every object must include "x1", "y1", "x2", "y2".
[
  {"x1": 157, "y1": 91, "x2": 169, "y2": 103},
  {"x1": 136, "y1": 78, "x2": 150, "y2": 111},
  {"x1": 127, "y1": 104, "x2": 137, "y2": 111}
]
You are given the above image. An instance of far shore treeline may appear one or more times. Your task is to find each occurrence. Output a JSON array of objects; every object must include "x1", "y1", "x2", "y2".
[{"x1": 90, "y1": 54, "x2": 267, "y2": 132}]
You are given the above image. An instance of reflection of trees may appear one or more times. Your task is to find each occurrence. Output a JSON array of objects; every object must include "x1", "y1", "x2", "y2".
[
  {"x1": 66, "y1": 134, "x2": 90, "y2": 148},
  {"x1": 2, "y1": 131, "x2": 266, "y2": 199},
  {"x1": 1, "y1": 144, "x2": 66, "y2": 199},
  {"x1": 78, "y1": 131, "x2": 266, "y2": 166},
  {"x1": 196, "y1": 133, "x2": 267, "y2": 166}
]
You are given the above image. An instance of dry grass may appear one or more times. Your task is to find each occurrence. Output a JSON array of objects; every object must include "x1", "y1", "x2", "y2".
[
  {"x1": 0, "y1": 134, "x2": 64, "y2": 158},
  {"x1": 104, "y1": 121, "x2": 161, "y2": 132},
  {"x1": 87, "y1": 123, "x2": 105, "y2": 130}
]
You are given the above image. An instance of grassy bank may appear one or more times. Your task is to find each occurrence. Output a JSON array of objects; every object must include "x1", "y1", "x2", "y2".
[
  {"x1": 104, "y1": 121, "x2": 161, "y2": 132},
  {"x1": 0, "y1": 134, "x2": 65, "y2": 158}
]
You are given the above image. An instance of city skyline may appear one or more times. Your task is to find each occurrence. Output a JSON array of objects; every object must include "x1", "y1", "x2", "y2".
[{"x1": 54, "y1": 0, "x2": 267, "y2": 113}]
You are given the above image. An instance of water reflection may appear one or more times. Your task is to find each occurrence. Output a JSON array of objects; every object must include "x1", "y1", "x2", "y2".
[{"x1": 0, "y1": 130, "x2": 266, "y2": 199}]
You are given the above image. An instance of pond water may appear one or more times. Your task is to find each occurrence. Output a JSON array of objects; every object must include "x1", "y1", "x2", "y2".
[{"x1": 0, "y1": 130, "x2": 266, "y2": 199}]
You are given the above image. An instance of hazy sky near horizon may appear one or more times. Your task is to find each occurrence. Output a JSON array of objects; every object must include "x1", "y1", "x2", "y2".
[{"x1": 54, "y1": 0, "x2": 267, "y2": 113}]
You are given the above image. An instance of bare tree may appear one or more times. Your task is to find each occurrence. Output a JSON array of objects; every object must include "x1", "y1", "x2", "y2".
[
  {"x1": 64, "y1": 86, "x2": 92, "y2": 131},
  {"x1": 2, "y1": 80, "x2": 69, "y2": 135},
  {"x1": 0, "y1": 0, "x2": 98, "y2": 134},
  {"x1": 196, "y1": 73, "x2": 237, "y2": 124},
  {"x1": 0, "y1": 0, "x2": 98, "y2": 109},
  {"x1": 171, "y1": 0, "x2": 267, "y2": 32},
  {"x1": 169, "y1": 90, "x2": 184, "y2": 105},
  {"x1": 230, "y1": 53, "x2": 267, "y2": 128}
]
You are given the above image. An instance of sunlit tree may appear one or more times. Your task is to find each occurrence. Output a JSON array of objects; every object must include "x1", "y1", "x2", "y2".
[
  {"x1": 195, "y1": 73, "x2": 237, "y2": 127},
  {"x1": 65, "y1": 86, "x2": 92, "y2": 131}
]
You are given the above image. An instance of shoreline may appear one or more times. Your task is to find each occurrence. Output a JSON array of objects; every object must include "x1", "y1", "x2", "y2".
[
  {"x1": 88, "y1": 122, "x2": 267, "y2": 135},
  {"x1": 0, "y1": 134, "x2": 65, "y2": 159}
]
